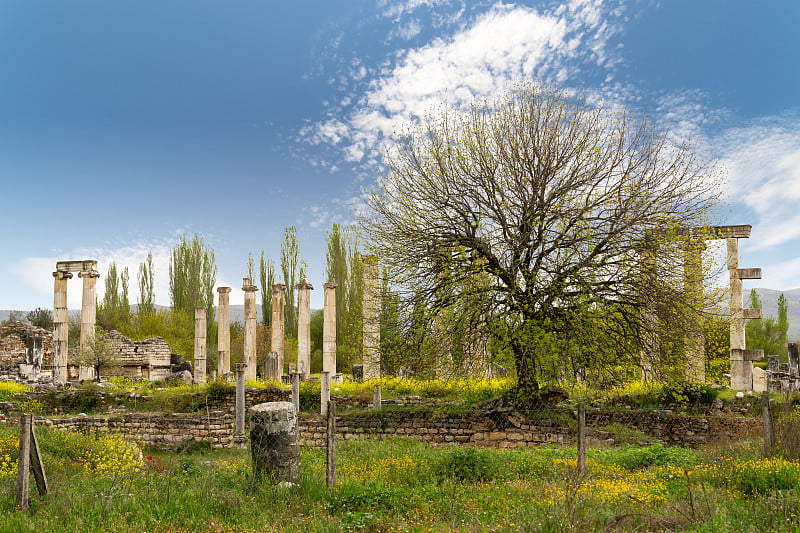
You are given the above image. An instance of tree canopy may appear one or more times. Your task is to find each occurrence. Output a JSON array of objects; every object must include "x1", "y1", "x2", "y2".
[{"x1": 360, "y1": 85, "x2": 723, "y2": 396}]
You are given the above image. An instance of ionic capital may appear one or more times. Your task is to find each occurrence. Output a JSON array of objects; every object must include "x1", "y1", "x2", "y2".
[
  {"x1": 323, "y1": 282, "x2": 338, "y2": 290},
  {"x1": 78, "y1": 269, "x2": 100, "y2": 279},
  {"x1": 53, "y1": 271, "x2": 73, "y2": 280},
  {"x1": 217, "y1": 286, "x2": 232, "y2": 294},
  {"x1": 242, "y1": 278, "x2": 259, "y2": 292},
  {"x1": 295, "y1": 278, "x2": 314, "y2": 290},
  {"x1": 271, "y1": 283, "x2": 286, "y2": 293}
]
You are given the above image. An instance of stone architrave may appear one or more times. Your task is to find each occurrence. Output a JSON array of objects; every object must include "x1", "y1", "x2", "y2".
[
  {"x1": 295, "y1": 279, "x2": 313, "y2": 379},
  {"x1": 323, "y1": 282, "x2": 337, "y2": 375},
  {"x1": 271, "y1": 283, "x2": 286, "y2": 375},
  {"x1": 194, "y1": 307, "x2": 207, "y2": 384},
  {"x1": 217, "y1": 287, "x2": 232, "y2": 378},
  {"x1": 52, "y1": 271, "x2": 72, "y2": 386},
  {"x1": 78, "y1": 268, "x2": 100, "y2": 381},
  {"x1": 243, "y1": 278, "x2": 259, "y2": 381},
  {"x1": 249, "y1": 402, "x2": 299, "y2": 483},
  {"x1": 362, "y1": 257, "x2": 380, "y2": 380},
  {"x1": 683, "y1": 237, "x2": 706, "y2": 383}
]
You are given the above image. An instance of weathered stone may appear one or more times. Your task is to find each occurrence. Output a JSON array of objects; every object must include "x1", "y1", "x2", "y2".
[
  {"x1": 167, "y1": 370, "x2": 193, "y2": 385},
  {"x1": 243, "y1": 278, "x2": 259, "y2": 381},
  {"x1": 271, "y1": 283, "x2": 286, "y2": 374},
  {"x1": 194, "y1": 307, "x2": 207, "y2": 384},
  {"x1": 323, "y1": 283, "x2": 337, "y2": 375},
  {"x1": 249, "y1": 402, "x2": 299, "y2": 483},
  {"x1": 362, "y1": 256, "x2": 380, "y2": 380},
  {"x1": 217, "y1": 287, "x2": 232, "y2": 378},
  {"x1": 295, "y1": 279, "x2": 313, "y2": 379},
  {"x1": 752, "y1": 366, "x2": 767, "y2": 392}
]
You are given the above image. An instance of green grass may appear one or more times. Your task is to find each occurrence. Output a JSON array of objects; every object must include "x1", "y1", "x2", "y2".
[{"x1": 2, "y1": 421, "x2": 800, "y2": 532}]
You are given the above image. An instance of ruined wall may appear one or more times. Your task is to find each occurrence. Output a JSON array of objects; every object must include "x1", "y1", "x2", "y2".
[
  {"x1": 0, "y1": 325, "x2": 53, "y2": 367},
  {"x1": 101, "y1": 331, "x2": 172, "y2": 381}
]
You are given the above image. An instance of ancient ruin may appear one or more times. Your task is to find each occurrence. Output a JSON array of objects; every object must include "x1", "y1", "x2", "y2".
[
  {"x1": 242, "y1": 278, "x2": 259, "y2": 380},
  {"x1": 52, "y1": 260, "x2": 99, "y2": 385},
  {"x1": 296, "y1": 278, "x2": 313, "y2": 379},
  {"x1": 270, "y1": 283, "x2": 286, "y2": 375},
  {"x1": 362, "y1": 256, "x2": 380, "y2": 380},
  {"x1": 323, "y1": 282, "x2": 337, "y2": 376},
  {"x1": 217, "y1": 286, "x2": 232, "y2": 378}
]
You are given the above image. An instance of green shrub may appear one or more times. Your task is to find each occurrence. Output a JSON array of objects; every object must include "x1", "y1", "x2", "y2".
[
  {"x1": 327, "y1": 484, "x2": 407, "y2": 513},
  {"x1": 657, "y1": 381, "x2": 717, "y2": 406},
  {"x1": 613, "y1": 444, "x2": 697, "y2": 470},
  {"x1": 436, "y1": 446, "x2": 496, "y2": 482}
]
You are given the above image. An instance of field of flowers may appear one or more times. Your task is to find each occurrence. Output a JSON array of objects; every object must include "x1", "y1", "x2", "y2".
[{"x1": 1, "y1": 418, "x2": 800, "y2": 532}]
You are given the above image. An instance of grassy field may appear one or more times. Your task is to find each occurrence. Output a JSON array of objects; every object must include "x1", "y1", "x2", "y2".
[{"x1": 2, "y1": 421, "x2": 800, "y2": 532}]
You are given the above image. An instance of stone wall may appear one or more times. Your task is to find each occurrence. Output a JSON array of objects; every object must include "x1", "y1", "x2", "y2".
[
  {"x1": 99, "y1": 331, "x2": 172, "y2": 381},
  {"x1": 0, "y1": 325, "x2": 54, "y2": 367}
]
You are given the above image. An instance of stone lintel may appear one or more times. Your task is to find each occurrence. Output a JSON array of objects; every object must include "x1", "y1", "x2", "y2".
[
  {"x1": 706, "y1": 225, "x2": 752, "y2": 240},
  {"x1": 52, "y1": 271, "x2": 73, "y2": 280},
  {"x1": 742, "y1": 308, "x2": 763, "y2": 320},
  {"x1": 734, "y1": 268, "x2": 762, "y2": 279},
  {"x1": 295, "y1": 278, "x2": 314, "y2": 290},
  {"x1": 56, "y1": 260, "x2": 98, "y2": 273},
  {"x1": 731, "y1": 348, "x2": 764, "y2": 362},
  {"x1": 323, "y1": 282, "x2": 338, "y2": 290},
  {"x1": 217, "y1": 286, "x2": 232, "y2": 294}
]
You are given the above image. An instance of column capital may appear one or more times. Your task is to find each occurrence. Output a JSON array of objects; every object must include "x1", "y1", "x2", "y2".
[
  {"x1": 217, "y1": 286, "x2": 232, "y2": 294},
  {"x1": 53, "y1": 271, "x2": 73, "y2": 280},
  {"x1": 323, "y1": 282, "x2": 337, "y2": 290},
  {"x1": 296, "y1": 278, "x2": 314, "y2": 290},
  {"x1": 242, "y1": 278, "x2": 259, "y2": 292},
  {"x1": 271, "y1": 283, "x2": 286, "y2": 293},
  {"x1": 235, "y1": 362, "x2": 247, "y2": 373},
  {"x1": 78, "y1": 269, "x2": 100, "y2": 279}
]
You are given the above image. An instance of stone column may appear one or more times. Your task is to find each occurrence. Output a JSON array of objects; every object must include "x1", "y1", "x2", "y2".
[
  {"x1": 78, "y1": 268, "x2": 100, "y2": 381},
  {"x1": 235, "y1": 362, "x2": 247, "y2": 437},
  {"x1": 217, "y1": 287, "x2": 232, "y2": 378},
  {"x1": 728, "y1": 238, "x2": 749, "y2": 390},
  {"x1": 52, "y1": 271, "x2": 72, "y2": 386},
  {"x1": 271, "y1": 283, "x2": 286, "y2": 375},
  {"x1": 323, "y1": 282, "x2": 337, "y2": 375},
  {"x1": 362, "y1": 257, "x2": 381, "y2": 380},
  {"x1": 194, "y1": 306, "x2": 207, "y2": 384},
  {"x1": 321, "y1": 371, "x2": 330, "y2": 416},
  {"x1": 295, "y1": 279, "x2": 313, "y2": 379},
  {"x1": 249, "y1": 402, "x2": 299, "y2": 483},
  {"x1": 243, "y1": 278, "x2": 259, "y2": 381},
  {"x1": 683, "y1": 238, "x2": 705, "y2": 383}
]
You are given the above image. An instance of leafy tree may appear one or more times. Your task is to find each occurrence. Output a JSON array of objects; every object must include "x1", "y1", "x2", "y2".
[
  {"x1": 137, "y1": 251, "x2": 156, "y2": 316},
  {"x1": 259, "y1": 251, "x2": 275, "y2": 326},
  {"x1": 169, "y1": 233, "x2": 217, "y2": 327},
  {"x1": 246, "y1": 252, "x2": 256, "y2": 284},
  {"x1": 280, "y1": 226, "x2": 300, "y2": 337},
  {"x1": 77, "y1": 327, "x2": 121, "y2": 381},
  {"x1": 98, "y1": 262, "x2": 130, "y2": 331},
  {"x1": 360, "y1": 85, "x2": 722, "y2": 397},
  {"x1": 778, "y1": 293, "x2": 789, "y2": 348},
  {"x1": 746, "y1": 289, "x2": 789, "y2": 357},
  {"x1": 26, "y1": 308, "x2": 53, "y2": 330}
]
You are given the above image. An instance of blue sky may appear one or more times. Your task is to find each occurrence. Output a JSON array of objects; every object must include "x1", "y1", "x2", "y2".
[{"x1": 1, "y1": 0, "x2": 799, "y2": 313}]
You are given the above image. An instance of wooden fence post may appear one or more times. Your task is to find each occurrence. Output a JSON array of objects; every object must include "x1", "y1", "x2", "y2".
[
  {"x1": 15, "y1": 414, "x2": 32, "y2": 510},
  {"x1": 577, "y1": 403, "x2": 587, "y2": 473},
  {"x1": 326, "y1": 400, "x2": 336, "y2": 488}
]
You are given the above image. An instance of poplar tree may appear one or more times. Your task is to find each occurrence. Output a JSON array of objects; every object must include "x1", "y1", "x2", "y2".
[
  {"x1": 169, "y1": 233, "x2": 217, "y2": 325},
  {"x1": 280, "y1": 226, "x2": 299, "y2": 337},
  {"x1": 98, "y1": 262, "x2": 130, "y2": 330},
  {"x1": 259, "y1": 251, "x2": 275, "y2": 326},
  {"x1": 137, "y1": 251, "x2": 155, "y2": 316}
]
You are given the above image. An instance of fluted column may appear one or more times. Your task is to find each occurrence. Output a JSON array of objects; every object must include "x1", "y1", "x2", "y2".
[
  {"x1": 52, "y1": 271, "x2": 72, "y2": 385},
  {"x1": 194, "y1": 306, "x2": 207, "y2": 384},
  {"x1": 271, "y1": 283, "x2": 286, "y2": 375},
  {"x1": 78, "y1": 268, "x2": 100, "y2": 381},
  {"x1": 295, "y1": 279, "x2": 313, "y2": 379},
  {"x1": 323, "y1": 282, "x2": 337, "y2": 375},
  {"x1": 243, "y1": 278, "x2": 259, "y2": 381},
  {"x1": 217, "y1": 287, "x2": 232, "y2": 378},
  {"x1": 362, "y1": 256, "x2": 380, "y2": 380}
]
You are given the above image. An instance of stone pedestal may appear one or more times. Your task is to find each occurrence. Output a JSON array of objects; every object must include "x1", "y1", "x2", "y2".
[
  {"x1": 217, "y1": 287, "x2": 232, "y2": 378},
  {"x1": 78, "y1": 268, "x2": 100, "y2": 381},
  {"x1": 249, "y1": 402, "x2": 299, "y2": 483},
  {"x1": 194, "y1": 307, "x2": 207, "y2": 384},
  {"x1": 295, "y1": 279, "x2": 313, "y2": 379},
  {"x1": 362, "y1": 257, "x2": 380, "y2": 380},
  {"x1": 52, "y1": 271, "x2": 72, "y2": 386},
  {"x1": 243, "y1": 278, "x2": 259, "y2": 381},
  {"x1": 271, "y1": 283, "x2": 286, "y2": 374},
  {"x1": 323, "y1": 282, "x2": 337, "y2": 375}
]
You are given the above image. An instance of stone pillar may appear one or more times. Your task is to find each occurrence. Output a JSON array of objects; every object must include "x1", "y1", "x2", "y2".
[
  {"x1": 52, "y1": 271, "x2": 72, "y2": 386},
  {"x1": 243, "y1": 278, "x2": 259, "y2": 381},
  {"x1": 217, "y1": 287, "x2": 232, "y2": 378},
  {"x1": 295, "y1": 279, "x2": 313, "y2": 379},
  {"x1": 263, "y1": 352, "x2": 279, "y2": 381},
  {"x1": 362, "y1": 256, "x2": 381, "y2": 380},
  {"x1": 321, "y1": 371, "x2": 330, "y2": 416},
  {"x1": 683, "y1": 238, "x2": 705, "y2": 383},
  {"x1": 291, "y1": 372, "x2": 300, "y2": 413},
  {"x1": 323, "y1": 282, "x2": 337, "y2": 375},
  {"x1": 78, "y1": 268, "x2": 100, "y2": 381},
  {"x1": 728, "y1": 238, "x2": 749, "y2": 390},
  {"x1": 249, "y1": 402, "x2": 299, "y2": 483},
  {"x1": 271, "y1": 283, "x2": 286, "y2": 375},
  {"x1": 194, "y1": 307, "x2": 207, "y2": 384},
  {"x1": 235, "y1": 363, "x2": 247, "y2": 437}
]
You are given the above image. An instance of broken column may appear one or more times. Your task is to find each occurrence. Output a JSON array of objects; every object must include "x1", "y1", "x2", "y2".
[
  {"x1": 235, "y1": 362, "x2": 247, "y2": 440},
  {"x1": 271, "y1": 283, "x2": 286, "y2": 376},
  {"x1": 362, "y1": 256, "x2": 380, "y2": 380},
  {"x1": 323, "y1": 282, "x2": 337, "y2": 376},
  {"x1": 683, "y1": 236, "x2": 706, "y2": 383},
  {"x1": 249, "y1": 402, "x2": 299, "y2": 483},
  {"x1": 728, "y1": 235, "x2": 763, "y2": 390},
  {"x1": 263, "y1": 351, "x2": 279, "y2": 381},
  {"x1": 296, "y1": 279, "x2": 313, "y2": 379},
  {"x1": 24, "y1": 336, "x2": 43, "y2": 379},
  {"x1": 52, "y1": 270, "x2": 72, "y2": 386},
  {"x1": 217, "y1": 287, "x2": 232, "y2": 379},
  {"x1": 243, "y1": 278, "x2": 259, "y2": 381},
  {"x1": 194, "y1": 306, "x2": 207, "y2": 384},
  {"x1": 78, "y1": 267, "x2": 100, "y2": 381}
]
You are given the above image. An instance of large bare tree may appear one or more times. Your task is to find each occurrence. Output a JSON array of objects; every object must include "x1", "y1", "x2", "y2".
[{"x1": 360, "y1": 85, "x2": 723, "y2": 398}]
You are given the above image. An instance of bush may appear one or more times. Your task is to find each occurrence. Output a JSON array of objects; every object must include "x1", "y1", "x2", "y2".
[
  {"x1": 436, "y1": 446, "x2": 497, "y2": 482},
  {"x1": 612, "y1": 444, "x2": 697, "y2": 470},
  {"x1": 657, "y1": 381, "x2": 717, "y2": 406}
]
